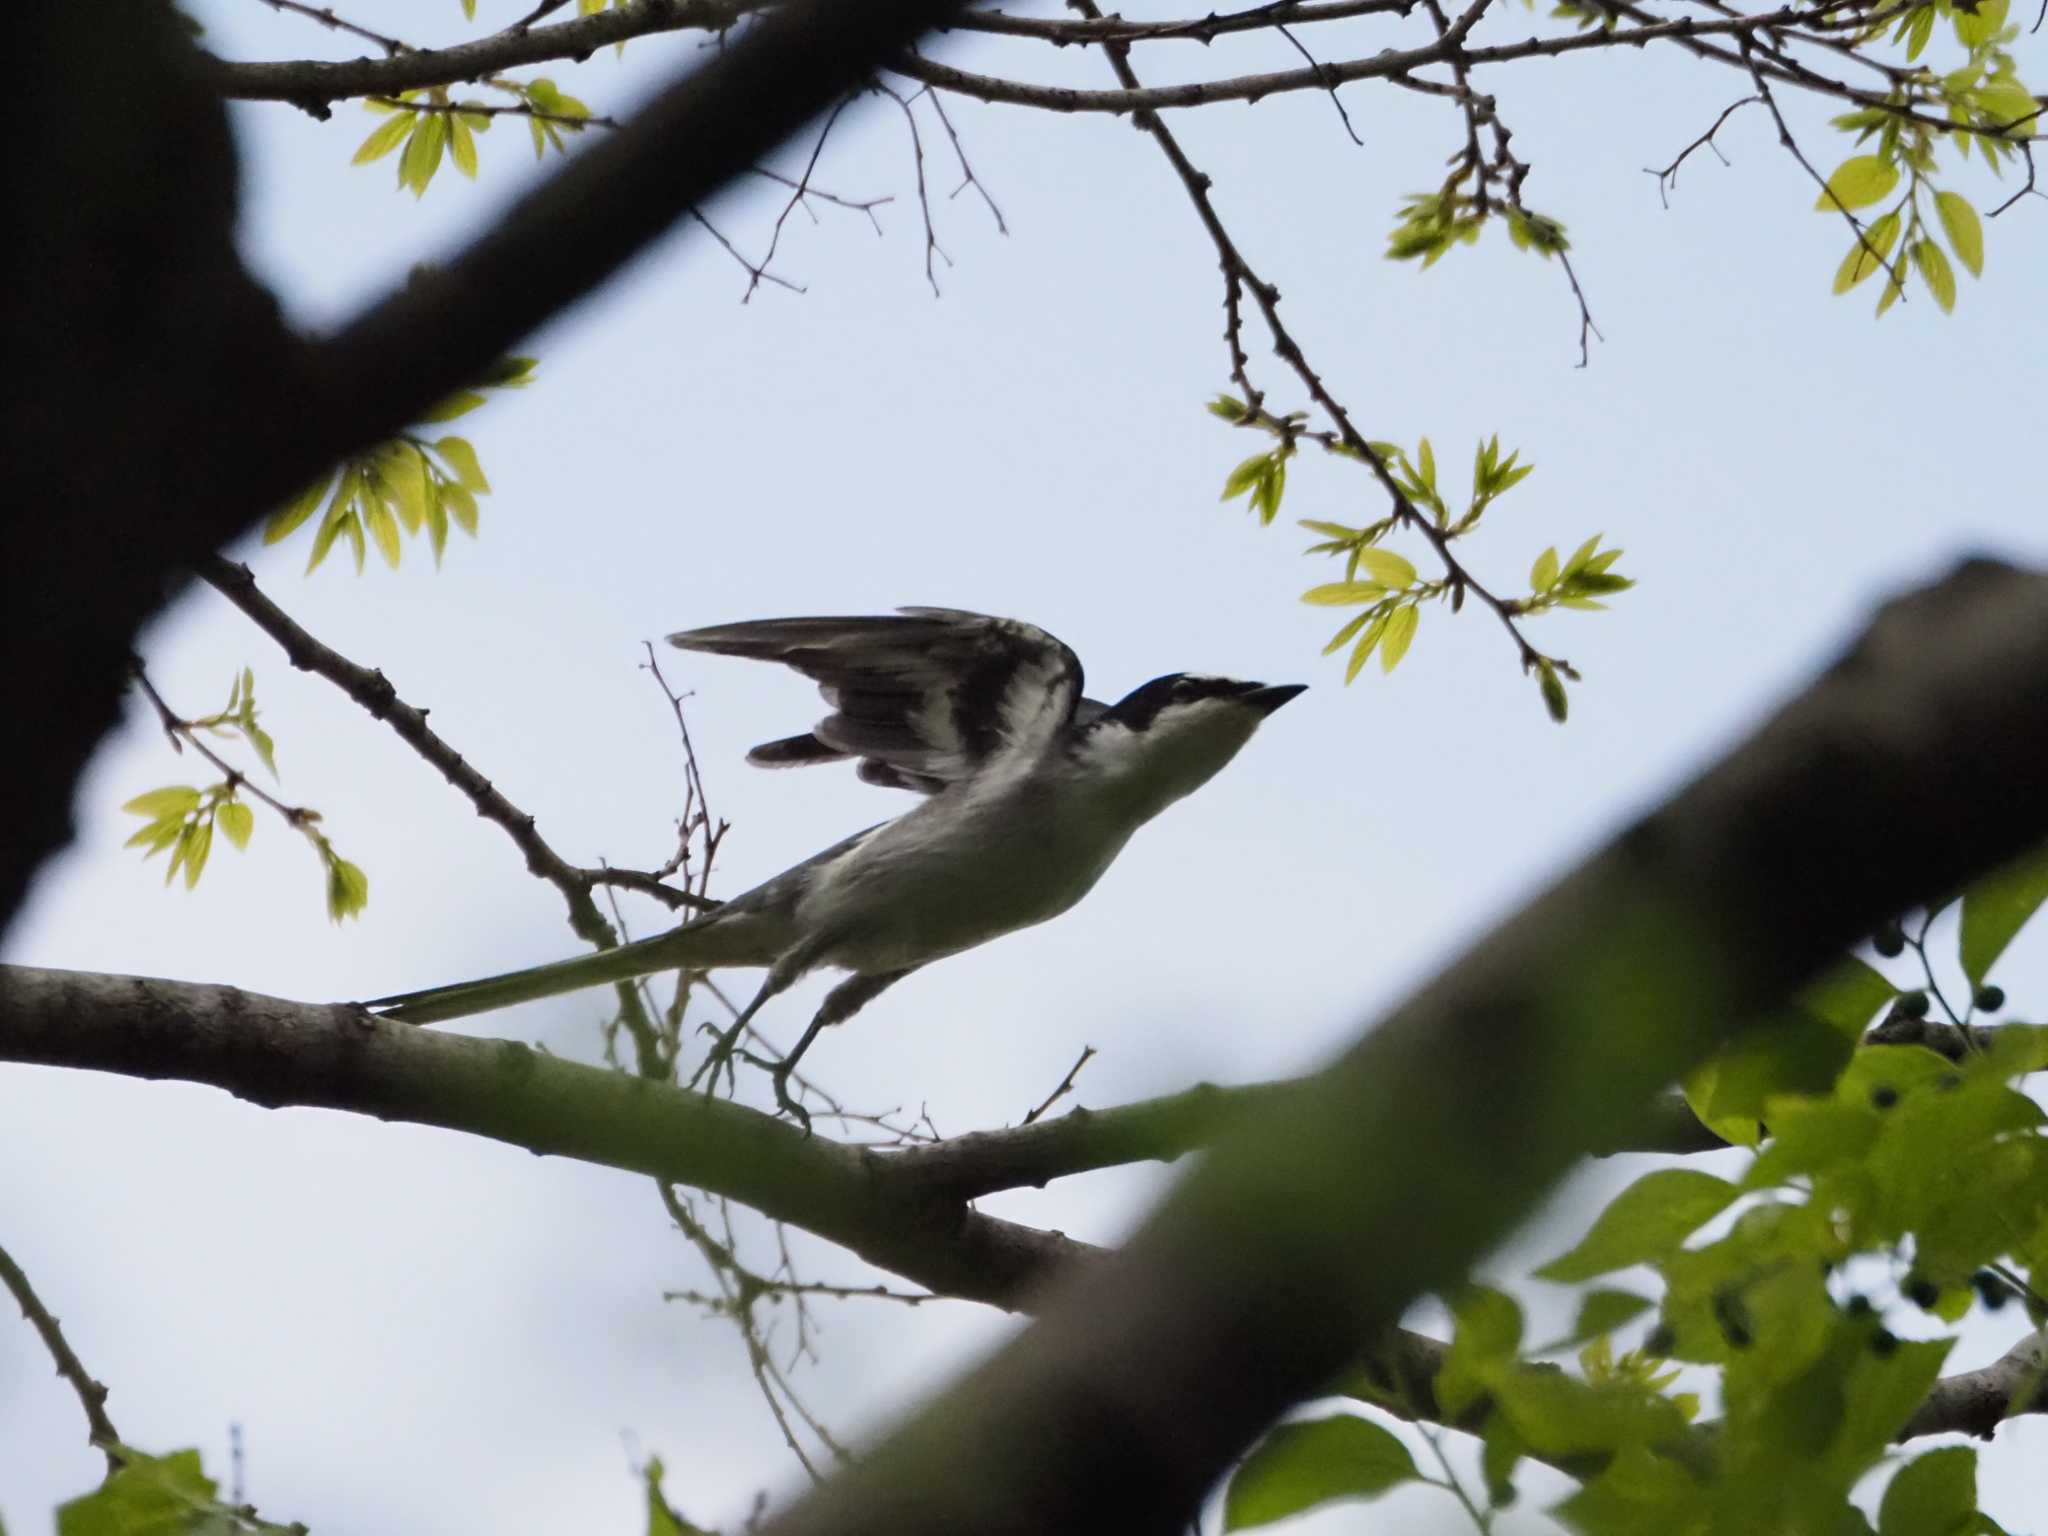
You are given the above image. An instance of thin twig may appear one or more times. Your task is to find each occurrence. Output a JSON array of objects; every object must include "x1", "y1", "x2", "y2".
[
  {"x1": 1070, "y1": 0, "x2": 1575, "y2": 679},
  {"x1": 254, "y1": 0, "x2": 409, "y2": 55},
  {"x1": 1740, "y1": 39, "x2": 1903, "y2": 304},
  {"x1": 920, "y1": 88, "x2": 1010, "y2": 233},
  {"x1": 0, "y1": 1239, "x2": 122, "y2": 1473},
  {"x1": 1647, "y1": 94, "x2": 1763, "y2": 207},
  {"x1": 873, "y1": 80, "x2": 950, "y2": 293},
  {"x1": 1023, "y1": 1046, "x2": 1097, "y2": 1124}
]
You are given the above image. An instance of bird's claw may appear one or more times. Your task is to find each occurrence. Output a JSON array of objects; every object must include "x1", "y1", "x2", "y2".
[{"x1": 772, "y1": 1066, "x2": 812, "y2": 1137}]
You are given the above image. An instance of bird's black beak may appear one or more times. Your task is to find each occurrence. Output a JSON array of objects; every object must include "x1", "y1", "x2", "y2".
[{"x1": 1243, "y1": 682, "x2": 1308, "y2": 716}]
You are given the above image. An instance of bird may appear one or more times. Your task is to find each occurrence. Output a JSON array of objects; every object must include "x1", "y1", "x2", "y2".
[{"x1": 369, "y1": 608, "x2": 1305, "y2": 1126}]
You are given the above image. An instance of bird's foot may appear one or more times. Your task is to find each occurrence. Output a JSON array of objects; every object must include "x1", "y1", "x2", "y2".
[
  {"x1": 689, "y1": 1016, "x2": 749, "y2": 1097},
  {"x1": 771, "y1": 1064, "x2": 813, "y2": 1138}
]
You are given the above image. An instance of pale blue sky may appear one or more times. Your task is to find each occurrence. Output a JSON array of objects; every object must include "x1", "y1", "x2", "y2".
[{"x1": 6, "y1": 1, "x2": 2048, "y2": 1531}]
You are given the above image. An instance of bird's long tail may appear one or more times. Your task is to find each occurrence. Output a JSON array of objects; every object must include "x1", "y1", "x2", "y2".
[{"x1": 369, "y1": 917, "x2": 745, "y2": 1026}]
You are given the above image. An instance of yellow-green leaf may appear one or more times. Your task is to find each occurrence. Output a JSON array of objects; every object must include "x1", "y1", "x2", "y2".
[
  {"x1": 1934, "y1": 190, "x2": 1983, "y2": 277},
  {"x1": 365, "y1": 499, "x2": 402, "y2": 568},
  {"x1": 1531, "y1": 546, "x2": 1560, "y2": 591},
  {"x1": 326, "y1": 854, "x2": 371, "y2": 922},
  {"x1": 1302, "y1": 581, "x2": 1387, "y2": 606},
  {"x1": 1912, "y1": 238, "x2": 1956, "y2": 313},
  {"x1": 1355, "y1": 548, "x2": 1417, "y2": 589},
  {"x1": 434, "y1": 436, "x2": 490, "y2": 492},
  {"x1": 449, "y1": 118, "x2": 479, "y2": 179},
  {"x1": 1379, "y1": 604, "x2": 1419, "y2": 673},
  {"x1": 182, "y1": 819, "x2": 212, "y2": 889},
  {"x1": 1813, "y1": 155, "x2": 1899, "y2": 212},
  {"x1": 353, "y1": 111, "x2": 415, "y2": 165},
  {"x1": 217, "y1": 800, "x2": 255, "y2": 851},
  {"x1": 264, "y1": 475, "x2": 333, "y2": 545},
  {"x1": 122, "y1": 786, "x2": 202, "y2": 820},
  {"x1": 441, "y1": 480, "x2": 480, "y2": 535},
  {"x1": 419, "y1": 390, "x2": 486, "y2": 424},
  {"x1": 1346, "y1": 614, "x2": 1391, "y2": 682},
  {"x1": 399, "y1": 113, "x2": 446, "y2": 196},
  {"x1": 1833, "y1": 210, "x2": 1902, "y2": 294},
  {"x1": 1320, "y1": 610, "x2": 1374, "y2": 656}
]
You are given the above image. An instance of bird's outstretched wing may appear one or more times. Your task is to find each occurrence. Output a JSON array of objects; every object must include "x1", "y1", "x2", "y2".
[{"x1": 668, "y1": 608, "x2": 1085, "y2": 793}]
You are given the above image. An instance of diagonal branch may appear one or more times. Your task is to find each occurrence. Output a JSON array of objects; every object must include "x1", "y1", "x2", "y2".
[
  {"x1": 745, "y1": 560, "x2": 2048, "y2": 1535},
  {"x1": 0, "y1": 1239, "x2": 123, "y2": 1474},
  {"x1": 199, "y1": 556, "x2": 707, "y2": 1069}
]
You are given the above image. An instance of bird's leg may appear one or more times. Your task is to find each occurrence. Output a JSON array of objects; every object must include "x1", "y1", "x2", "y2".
[
  {"x1": 688, "y1": 950, "x2": 809, "y2": 1096},
  {"x1": 771, "y1": 966, "x2": 919, "y2": 1133}
]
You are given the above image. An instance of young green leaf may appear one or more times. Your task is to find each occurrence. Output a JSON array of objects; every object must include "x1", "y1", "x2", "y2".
[
  {"x1": 1531, "y1": 546, "x2": 1560, "y2": 592},
  {"x1": 1346, "y1": 612, "x2": 1392, "y2": 682},
  {"x1": 353, "y1": 111, "x2": 415, "y2": 165},
  {"x1": 122, "y1": 786, "x2": 202, "y2": 821},
  {"x1": 216, "y1": 800, "x2": 255, "y2": 851},
  {"x1": 1912, "y1": 240, "x2": 1957, "y2": 313},
  {"x1": 1354, "y1": 548, "x2": 1417, "y2": 588},
  {"x1": 1379, "y1": 604, "x2": 1419, "y2": 673},
  {"x1": 1814, "y1": 155, "x2": 1900, "y2": 211},
  {"x1": 1539, "y1": 661, "x2": 1569, "y2": 722},
  {"x1": 1302, "y1": 581, "x2": 1388, "y2": 606},
  {"x1": 264, "y1": 474, "x2": 334, "y2": 545},
  {"x1": 420, "y1": 390, "x2": 487, "y2": 423},
  {"x1": 1934, "y1": 190, "x2": 1984, "y2": 277}
]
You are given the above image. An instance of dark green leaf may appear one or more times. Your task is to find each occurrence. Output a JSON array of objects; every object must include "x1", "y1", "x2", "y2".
[
  {"x1": 1879, "y1": 1447, "x2": 1976, "y2": 1536},
  {"x1": 1537, "y1": 1170, "x2": 1739, "y2": 1282},
  {"x1": 1958, "y1": 843, "x2": 2048, "y2": 985},
  {"x1": 1222, "y1": 1415, "x2": 1420, "y2": 1530}
]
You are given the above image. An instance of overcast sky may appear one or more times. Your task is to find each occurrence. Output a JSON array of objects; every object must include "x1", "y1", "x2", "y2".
[{"x1": 6, "y1": 1, "x2": 2048, "y2": 1531}]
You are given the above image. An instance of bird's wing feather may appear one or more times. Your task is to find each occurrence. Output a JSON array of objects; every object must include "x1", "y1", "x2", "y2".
[{"x1": 667, "y1": 609, "x2": 1084, "y2": 791}]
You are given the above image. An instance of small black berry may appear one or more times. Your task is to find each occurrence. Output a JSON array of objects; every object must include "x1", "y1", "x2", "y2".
[
  {"x1": 1898, "y1": 991, "x2": 1931, "y2": 1019},
  {"x1": 1904, "y1": 1276, "x2": 1940, "y2": 1310},
  {"x1": 1644, "y1": 1324, "x2": 1676, "y2": 1357},
  {"x1": 1845, "y1": 1294, "x2": 1874, "y2": 1317},
  {"x1": 1870, "y1": 1328, "x2": 1900, "y2": 1357},
  {"x1": 1871, "y1": 1085, "x2": 1899, "y2": 1110},
  {"x1": 1873, "y1": 923, "x2": 1907, "y2": 958},
  {"x1": 1975, "y1": 986, "x2": 2006, "y2": 1013}
]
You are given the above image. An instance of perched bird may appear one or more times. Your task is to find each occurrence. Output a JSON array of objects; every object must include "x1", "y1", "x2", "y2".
[{"x1": 370, "y1": 608, "x2": 1304, "y2": 1124}]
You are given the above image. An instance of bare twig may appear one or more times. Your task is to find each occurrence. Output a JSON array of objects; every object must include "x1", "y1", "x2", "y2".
[
  {"x1": 0, "y1": 1239, "x2": 122, "y2": 1472},
  {"x1": 919, "y1": 89, "x2": 1009, "y2": 233},
  {"x1": 873, "y1": 80, "x2": 950, "y2": 293},
  {"x1": 253, "y1": 0, "x2": 410, "y2": 56},
  {"x1": 1647, "y1": 94, "x2": 1764, "y2": 207},
  {"x1": 1022, "y1": 1046, "x2": 1097, "y2": 1124}
]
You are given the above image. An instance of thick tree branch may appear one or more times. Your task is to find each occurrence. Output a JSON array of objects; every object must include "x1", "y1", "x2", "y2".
[
  {"x1": 1899, "y1": 1329, "x2": 2048, "y2": 1441},
  {"x1": 0, "y1": 966, "x2": 1085, "y2": 1312},
  {"x1": 741, "y1": 560, "x2": 2048, "y2": 1535}
]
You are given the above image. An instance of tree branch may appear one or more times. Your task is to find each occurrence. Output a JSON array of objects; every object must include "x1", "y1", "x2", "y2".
[{"x1": 0, "y1": 965, "x2": 1088, "y2": 1311}]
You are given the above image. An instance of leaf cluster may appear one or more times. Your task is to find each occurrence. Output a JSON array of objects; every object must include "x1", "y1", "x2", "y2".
[
  {"x1": 1221, "y1": 845, "x2": 2048, "y2": 1534},
  {"x1": 353, "y1": 79, "x2": 591, "y2": 198},
  {"x1": 264, "y1": 359, "x2": 529, "y2": 573},
  {"x1": 1817, "y1": 0, "x2": 2035, "y2": 314},
  {"x1": 1387, "y1": 189, "x2": 1571, "y2": 269}
]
